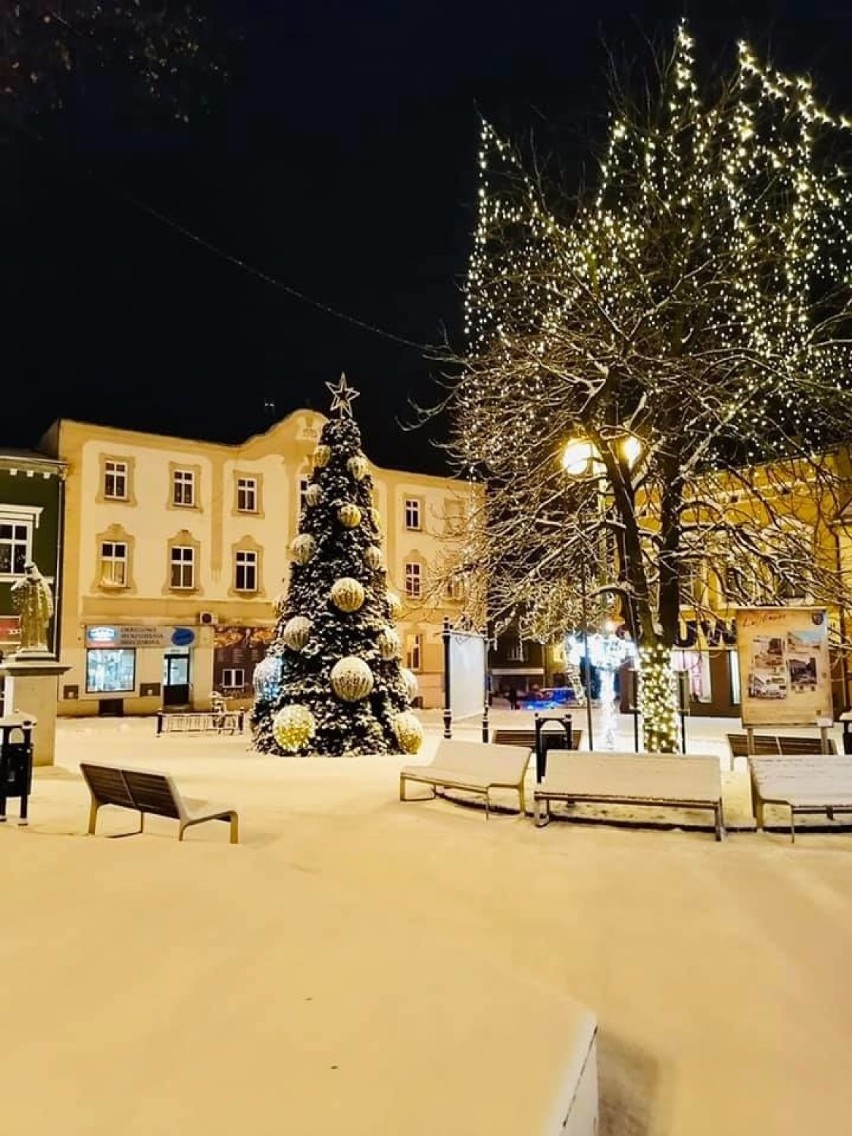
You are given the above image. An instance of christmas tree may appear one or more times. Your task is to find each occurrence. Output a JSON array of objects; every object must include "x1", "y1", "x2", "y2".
[{"x1": 251, "y1": 375, "x2": 423, "y2": 757}]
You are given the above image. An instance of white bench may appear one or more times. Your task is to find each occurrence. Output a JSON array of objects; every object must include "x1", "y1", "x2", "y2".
[
  {"x1": 533, "y1": 752, "x2": 725, "y2": 841},
  {"x1": 399, "y1": 739, "x2": 532, "y2": 818},
  {"x1": 748, "y1": 756, "x2": 852, "y2": 842}
]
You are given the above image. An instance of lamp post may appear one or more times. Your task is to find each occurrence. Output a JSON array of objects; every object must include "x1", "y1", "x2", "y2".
[
  {"x1": 562, "y1": 434, "x2": 643, "y2": 754},
  {"x1": 577, "y1": 548, "x2": 594, "y2": 750}
]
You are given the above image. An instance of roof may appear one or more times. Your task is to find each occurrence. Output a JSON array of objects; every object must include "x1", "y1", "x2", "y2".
[
  {"x1": 0, "y1": 447, "x2": 65, "y2": 470},
  {"x1": 42, "y1": 413, "x2": 464, "y2": 486}
]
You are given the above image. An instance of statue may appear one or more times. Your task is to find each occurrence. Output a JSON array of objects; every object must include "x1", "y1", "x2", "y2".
[{"x1": 11, "y1": 562, "x2": 55, "y2": 655}]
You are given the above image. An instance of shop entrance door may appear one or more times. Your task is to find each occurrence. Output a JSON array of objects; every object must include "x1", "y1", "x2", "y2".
[{"x1": 163, "y1": 653, "x2": 191, "y2": 707}]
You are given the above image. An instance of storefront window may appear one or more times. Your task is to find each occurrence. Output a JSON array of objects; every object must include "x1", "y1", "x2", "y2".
[
  {"x1": 672, "y1": 649, "x2": 712, "y2": 703},
  {"x1": 86, "y1": 648, "x2": 136, "y2": 693}
]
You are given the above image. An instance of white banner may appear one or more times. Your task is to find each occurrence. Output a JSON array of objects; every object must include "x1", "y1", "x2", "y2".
[
  {"x1": 449, "y1": 632, "x2": 486, "y2": 721},
  {"x1": 85, "y1": 625, "x2": 196, "y2": 649}
]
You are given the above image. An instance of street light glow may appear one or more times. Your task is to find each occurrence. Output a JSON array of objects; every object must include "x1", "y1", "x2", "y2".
[
  {"x1": 561, "y1": 435, "x2": 643, "y2": 477},
  {"x1": 562, "y1": 439, "x2": 602, "y2": 477}
]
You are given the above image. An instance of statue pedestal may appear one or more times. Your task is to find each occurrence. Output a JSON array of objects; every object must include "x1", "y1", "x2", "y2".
[{"x1": 0, "y1": 654, "x2": 70, "y2": 767}]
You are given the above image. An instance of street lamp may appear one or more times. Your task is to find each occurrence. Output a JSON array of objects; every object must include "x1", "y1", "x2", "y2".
[{"x1": 561, "y1": 434, "x2": 643, "y2": 751}]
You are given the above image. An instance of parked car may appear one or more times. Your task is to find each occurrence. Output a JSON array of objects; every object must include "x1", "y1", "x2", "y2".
[{"x1": 520, "y1": 686, "x2": 577, "y2": 709}]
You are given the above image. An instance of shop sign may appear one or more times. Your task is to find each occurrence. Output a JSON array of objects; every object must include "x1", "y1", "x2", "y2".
[
  {"x1": 213, "y1": 625, "x2": 274, "y2": 668},
  {"x1": 85, "y1": 625, "x2": 196, "y2": 649},
  {"x1": 0, "y1": 616, "x2": 21, "y2": 643}
]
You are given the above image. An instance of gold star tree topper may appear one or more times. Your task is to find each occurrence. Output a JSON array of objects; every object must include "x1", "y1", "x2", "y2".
[{"x1": 325, "y1": 373, "x2": 361, "y2": 418}]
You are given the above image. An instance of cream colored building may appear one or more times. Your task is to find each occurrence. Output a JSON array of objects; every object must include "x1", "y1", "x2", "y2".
[{"x1": 40, "y1": 411, "x2": 474, "y2": 717}]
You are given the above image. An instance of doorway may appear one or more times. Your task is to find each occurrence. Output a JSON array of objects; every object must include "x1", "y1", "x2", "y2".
[{"x1": 162, "y1": 652, "x2": 191, "y2": 707}]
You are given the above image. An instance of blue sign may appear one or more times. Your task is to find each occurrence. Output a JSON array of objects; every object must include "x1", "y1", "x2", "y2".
[
  {"x1": 88, "y1": 626, "x2": 118, "y2": 644},
  {"x1": 171, "y1": 627, "x2": 196, "y2": 648}
]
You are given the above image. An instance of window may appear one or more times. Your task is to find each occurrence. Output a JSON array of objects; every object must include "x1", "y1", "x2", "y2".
[
  {"x1": 406, "y1": 634, "x2": 422, "y2": 672},
  {"x1": 170, "y1": 545, "x2": 195, "y2": 589},
  {"x1": 221, "y1": 667, "x2": 245, "y2": 690},
  {"x1": 234, "y1": 549, "x2": 258, "y2": 592},
  {"x1": 173, "y1": 469, "x2": 195, "y2": 507},
  {"x1": 682, "y1": 566, "x2": 702, "y2": 606},
  {"x1": 507, "y1": 640, "x2": 526, "y2": 663},
  {"x1": 86, "y1": 648, "x2": 136, "y2": 693},
  {"x1": 299, "y1": 477, "x2": 310, "y2": 513},
  {"x1": 0, "y1": 522, "x2": 30, "y2": 577},
  {"x1": 445, "y1": 574, "x2": 465, "y2": 602},
  {"x1": 99, "y1": 541, "x2": 127, "y2": 587},
  {"x1": 404, "y1": 498, "x2": 421, "y2": 530},
  {"x1": 444, "y1": 499, "x2": 464, "y2": 535},
  {"x1": 237, "y1": 477, "x2": 257, "y2": 513},
  {"x1": 103, "y1": 460, "x2": 128, "y2": 500},
  {"x1": 405, "y1": 561, "x2": 422, "y2": 598}
]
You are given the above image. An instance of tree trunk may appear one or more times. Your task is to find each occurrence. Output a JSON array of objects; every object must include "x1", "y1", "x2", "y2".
[{"x1": 638, "y1": 636, "x2": 680, "y2": 753}]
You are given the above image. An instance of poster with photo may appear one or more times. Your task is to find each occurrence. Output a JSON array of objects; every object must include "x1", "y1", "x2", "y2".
[{"x1": 736, "y1": 607, "x2": 832, "y2": 726}]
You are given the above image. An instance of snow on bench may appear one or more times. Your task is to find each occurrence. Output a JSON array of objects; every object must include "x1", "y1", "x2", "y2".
[
  {"x1": 399, "y1": 739, "x2": 532, "y2": 819},
  {"x1": 748, "y1": 756, "x2": 852, "y2": 843},
  {"x1": 533, "y1": 752, "x2": 725, "y2": 841}
]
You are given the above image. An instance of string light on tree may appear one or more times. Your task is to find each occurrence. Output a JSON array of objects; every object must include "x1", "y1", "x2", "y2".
[{"x1": 451, "y1": 21, "x2": 852, "y2": 752}]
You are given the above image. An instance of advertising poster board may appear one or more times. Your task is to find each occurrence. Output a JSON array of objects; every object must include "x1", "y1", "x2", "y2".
[
  {"x1": 449, "y1": 631, "x2": 487, "y2": 721},
  {"x1": 736, "y1": 607, "x2": 832, "y2": 727},
  {"x1": 213, "y1": 626, "x2": 275, "y2": 687}
]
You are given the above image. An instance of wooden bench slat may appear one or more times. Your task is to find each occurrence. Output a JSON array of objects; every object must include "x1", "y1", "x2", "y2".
[
  {"x1": 728, "y1": 733, "x2": 837, "y2": 760},
  {"x1": 121, "y1": 771, "x2": 182, "y2": 819},
  {"x1": 491, "y1": 729, "x2": 582, "y2": 750}
]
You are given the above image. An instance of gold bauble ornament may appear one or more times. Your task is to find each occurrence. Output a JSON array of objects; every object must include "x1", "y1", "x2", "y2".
[
  {"x1": 290, "y1": 533, "x2": 316, "y2": 565},
  {"x1": 399, "y1": 667, "x2": 419, "y2": 701},
  {"x1": 313, "y1": 444, "x2": 331, "y2": 469},
  {"x1": 392, "y1": 711, "x2": 424, "y2": 754},
  {"x1": 386, "y1": 591, "x2": 403, "y2": 619},
  {"x1": 377, "y1": 627, "x2": 401, "y2": 660},
  {"x1": 347, "y1": 454, "x2": 368, "y2": 481},
  {"x1": 337, "y1": 503, "x2": 362, "y2": 528},
  {"x1": 272, "y1": 592, "x2": 288, "y2": 617},
  {"x1": 330, "y1": 577, "x2": 365, "y2": 613},
  {"x1": 281, "y1": 615, "x2": 312, "y2": 651},
  {"x1": 364, "y1": 545, "x2": 383, "y2": 570},
  {"x1": 370, "y1": 507, "x2": 382, "y2": 530},
  {"x1": 306, "y1": 483, "x2": 323, "y2": 507},
  {"x1": 330, "y1": 656, "x2": 374, "y2": 702},
  {"x1": 272, "y1": 705, "x2": 316, "y2": 753}
]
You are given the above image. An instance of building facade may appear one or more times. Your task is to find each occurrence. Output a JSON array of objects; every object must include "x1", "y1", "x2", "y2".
[
  {"x1": 40, "y1": 412, "x2": 472, "y2": 717},
  {"x1": 0, "y1": 449, "x2": 66, "y2": 714}
]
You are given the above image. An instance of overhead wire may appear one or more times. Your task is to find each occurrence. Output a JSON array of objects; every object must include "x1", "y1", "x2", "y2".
[{"x1": 6, "y1": 114, "x2": 429, "y2": 354}]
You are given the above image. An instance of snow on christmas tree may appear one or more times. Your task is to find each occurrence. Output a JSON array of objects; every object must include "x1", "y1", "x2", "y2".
[{"x1": 251, "y1": 375, "x2": 423, "y2": 757}]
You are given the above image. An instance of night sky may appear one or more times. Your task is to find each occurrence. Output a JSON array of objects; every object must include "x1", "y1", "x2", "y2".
[{"x1": 4, "y1": 0, "x2": 852, "y2": 472}]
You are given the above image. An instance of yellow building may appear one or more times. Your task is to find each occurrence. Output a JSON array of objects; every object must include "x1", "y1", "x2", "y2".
[
  {"x1": 39, "y1": 412, "x2": 472, "y2": 717},
  {"x1": 667, "y1": 449, "x2": 852, "y2": 715}
]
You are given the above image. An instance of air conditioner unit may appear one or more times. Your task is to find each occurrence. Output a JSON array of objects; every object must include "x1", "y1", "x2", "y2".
[{"x1": 198, "y1": 611, "x2": 217, "y2": 626}]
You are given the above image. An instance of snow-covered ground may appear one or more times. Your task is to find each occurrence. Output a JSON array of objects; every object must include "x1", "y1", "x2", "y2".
[{"x1": 2, "y1": 710, "x2": 851, "y2": 1134}]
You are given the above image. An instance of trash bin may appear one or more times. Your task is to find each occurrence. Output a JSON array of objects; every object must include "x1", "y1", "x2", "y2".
[{"x1": 0, "y1": 715, "x2": 35, "y2": 826}]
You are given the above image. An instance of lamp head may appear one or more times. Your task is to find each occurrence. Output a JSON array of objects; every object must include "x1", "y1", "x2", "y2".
[{"x1": 562, "y1": 439, "x2": 600, "y2": 477}]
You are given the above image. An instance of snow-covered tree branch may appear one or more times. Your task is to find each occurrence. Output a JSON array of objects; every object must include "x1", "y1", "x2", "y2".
[{"x1": 442, "y1": 23, "x2": 852, "y2": 751}]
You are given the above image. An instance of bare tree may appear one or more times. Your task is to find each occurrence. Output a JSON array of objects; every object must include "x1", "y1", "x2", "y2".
[{"x1": 445, "y1": 23, "x2": 852, "y2": 751}]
